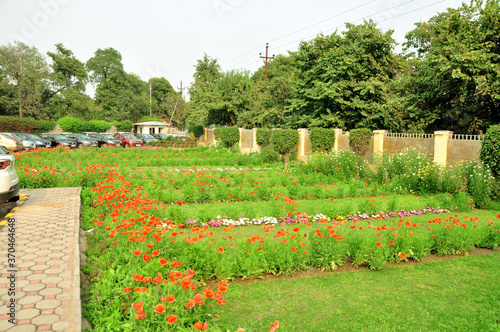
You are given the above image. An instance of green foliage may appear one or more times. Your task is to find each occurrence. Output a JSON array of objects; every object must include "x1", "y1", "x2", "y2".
[
  {"x1": 309, "y1": 127, "x2": 336, "y2": 152},
  {"x1": 112, "y1": 120, "x2": 133, "y2": 132},
  {"x1": 213, "y1": 128, "x2": 221, "y2": 141},
  {"x1": 0, "y1": 116, "x2": 55, "y2": 134},
  {"x1": 188, "y1": 125, "x2": 204, "y2": 138},
  {"x1": 401, "y1": 0, "x2": 500, "y2": 134},
  {"x1": 349, "y1": 128, "x2": 371, "y2": 157},
  {"x1": 256, "y1": 128, "x2": 272, "y2": 147},
  {"x1": 57, "y1": 116, "x2": 87, "y2": 132},
  {"x1": 480, "y1": 124, "x2": 500, "y2": 176},
  {"x1": 271, "y1": 129, "x2": 298, "y2": 164},
  {"x1": 218, "y1": 126, "x2": 240, "y2": 148},
  {"x1": 88, "y1": 120, "x2": 111, "y2": 133}
]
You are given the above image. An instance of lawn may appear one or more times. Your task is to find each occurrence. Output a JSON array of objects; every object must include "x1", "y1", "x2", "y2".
[{"x1": 13, "y1": 146, "x2": 500, "y2": 331}]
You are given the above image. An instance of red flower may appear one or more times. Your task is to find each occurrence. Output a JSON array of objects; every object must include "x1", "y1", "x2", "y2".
[
  {"x1": 400, "y1": 253, "x2": 407, "y2": 260},
  {"x1": 185, "y1": 299, "x2": 195, "y2": 309},
  {"x1": 375, "y1": 242, "x2": 382, "y2": 247},
  {"x1": 496, "y1": 214, "x2": 500, "y2": 218},
  {"x1": 123, "y1": 287, "x2": 131, "y2": 294},
  {"x1": 303, "y1": 251, "x2": 308, "y2": 254},
  {"x1": 228, "y1": 193, "x2": 233, "y2": 198},
  {"x1": 154, "y1": 304, "x2": 166, "y2": 314},
  {"x1": 135, "y1": 311, "x2": 146, "y2": 319},
  {"x1": 167, "y1": 314, "x2": 178, "y2": 324},
  {"x1": 217, "y1": 247, "x2": 225, "y2": 253},
  {"x1": 159, "y1": 258, "x2": 168, "y2": 265},
  {"x1": 270, "y1": 320, "x2": 280, "y2": 332},
  {"x1": 250, "y1": 191, "x2": 255, "y2": 195},
  {"x1": 257, "y1": 247, "x2": 263, "y2": 251},
  {"x1": 291, "y1": 246, "x2": 297, "y2": 252},
  {"x1": 152, "y1": 250, "x2": 160, "y2": 257},
  {"x1": 389, "y1": 240, "x2": 394, "y2": 245},
  {"x1": 166, "y1": 295, "x2": 175, "y2": 303},
  {"x1": 293, "y1": 227, "x2": 300, "y2": 232},
  {"x1": 194, "y1": 321, "x2": 208, "y2": 331},
  {"x1": 143, "y1": 254, "x2": 151, "y2": 263}
]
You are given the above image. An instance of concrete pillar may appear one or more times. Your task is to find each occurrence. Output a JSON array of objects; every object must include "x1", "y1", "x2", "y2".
[
  {"x1": 373, "y1": 130, "x2": 388, "y2": 154},
  {"x1": 333, "y1": 129, "x2": 343, "y2": 154},
  {"x1": 434, "y1": 131, "x2": 453, "y2": 164},
  {"x1": 238, "y1": 128, "x2": 243, "y2": 150},
  {"x1": 297, "y1": 128, "x2": 309, "y2": 162},
  {"x1": 252, "y1": 128, "x2": 259, "y2": 152}
]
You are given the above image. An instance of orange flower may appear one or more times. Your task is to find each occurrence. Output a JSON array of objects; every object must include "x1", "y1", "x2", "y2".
[
  {"x1": 291, "y1": 246, "x2": 297, "y2": 252},
  {"x1": 133, "y1": 250, "x2": 141, "y2": 256},
  {"x1": 185, "y1": 299, "x2": 195, "y2": 309},
  {"x1": 143, "y1": 254, "x2": 151, "y2": 263},
  {"x1": 194, "y1": 293, "x2": 204, "y2": 305},
  {"x1": 194, "y1": 321, "x2": 208, "y2": 330},
  {"x1": 389, "y1": 240, "x2": 394, "y2": 245},
  {"x1": 293, "y1": 227, "x2": 300, "y2": 232},
  {"x1": 375, "y1": 242, "x2": 382, "y2": 247},
  {"x1": 228, "y1": 193, "x2": 233, "y2": 198},
  {"x1": 445, "y1": 224, "x2": 451, "y2": 229},
  {"x1": 166, "y1": 295, "x2": 175, "y2": 303},
  {"x1": 154, "y1": 304, "x2": 166, "y2": 314},
  {"x1": 400, "y1": 253, "x2": 407, "y2": 260},
  {"x1": 250, "y1": 191, "x2": 255, "y2": 195},
  {"x1": 167, "y1": 314, "x2": 178, "y2": 324},
  {"x1": 257, "y1": 247, "x2": 263, "y2": 251},
  {"x1": 217, "y1": 247, "x2": 225, "y2": 253},
  {"x1": 287, "y1": 211, "x2": 292, "y2": 215},
  {"x1": 159, "y1": 258, "x2": 168, "y2": 266},
  {"x1": 123, "y1": 287, "x2": 131, "y2": 294},
  {"x1": 303, "y1": 251, "x2": 308, "y2": 254},
  {"x1": 135, "y1": 311, "x2": 146, "y2": 319},
  {"x1": 270, "y1": 320, "x2": 280, "y2": 332},
  {"x1": 496, "y1": 214, "x2": 500, "y2": 218},
  {"x1": 152, "y1": 250, "x2": 160, "y2": 257}
]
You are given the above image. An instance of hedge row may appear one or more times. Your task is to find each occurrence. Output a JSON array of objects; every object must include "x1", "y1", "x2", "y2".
[
  {"x1": 0, "y1": 116, "x2": 55, "y2": 134},
  {"x1": 57, "y1": 117, "x2": 134, "y2": 133}
]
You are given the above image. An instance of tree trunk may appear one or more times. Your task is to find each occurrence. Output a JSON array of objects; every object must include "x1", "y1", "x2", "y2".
[{"x1": 17, "y1": 82, "x2": 23, "y2": 117}]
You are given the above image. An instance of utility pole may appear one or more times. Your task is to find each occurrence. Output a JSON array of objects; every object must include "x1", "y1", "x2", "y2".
[
  {"x1": 259, "y1": 43, "x2": 274, "y2": 82},
  {"x1": 177, "y1": 81, "x2": 186, "y2": 98},
  {"x1": 149, "y1": 79, "x2": 152, "y2": 117}
]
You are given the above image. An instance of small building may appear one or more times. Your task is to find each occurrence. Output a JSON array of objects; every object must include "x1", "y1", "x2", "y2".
[{"x1": 132, "y1": 121, "x2": 169, "y2": 135}]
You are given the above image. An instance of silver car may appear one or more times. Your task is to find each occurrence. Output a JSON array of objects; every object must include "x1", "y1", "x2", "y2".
[{"x1": 0, "y1": 146, "x2": 19, "y2": 203}]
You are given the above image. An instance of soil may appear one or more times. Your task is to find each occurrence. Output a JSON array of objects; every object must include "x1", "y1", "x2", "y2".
[{"x1": 206, "y1": 247, "x2": 500, "y2": 287}]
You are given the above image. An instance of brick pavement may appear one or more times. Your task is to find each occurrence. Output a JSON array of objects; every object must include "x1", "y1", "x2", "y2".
[{"x1": 0, "y1": 188, "x2": 81, "y2": 332}]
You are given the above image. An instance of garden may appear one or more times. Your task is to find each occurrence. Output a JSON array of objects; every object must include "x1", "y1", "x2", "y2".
[{"x1": 14, "y1": 138, "x2": 500, "y2": 331}]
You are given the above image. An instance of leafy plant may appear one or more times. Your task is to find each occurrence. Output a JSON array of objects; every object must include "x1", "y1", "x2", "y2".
[
  {"x1": 188, "y1": 125, "x2": 204, "y2": 138},
  {"x1": 271, "y1": 129, "x2": 298, "y2": 164},
  {"x1": 219, "y1": 126, "x2": 240, "y2": 149},
  {"x1": 309, "y1": 127, "x2": 336, "y2": 152},
  {"x1": 349, "y1": 128, "x2": 371, "y2": 157},
  {"x1": 480, "y1": 124, "x2": 500, "y2": 176},
  {"x1": 256, "y1": 128, "x2": 272, "y2": 147}
]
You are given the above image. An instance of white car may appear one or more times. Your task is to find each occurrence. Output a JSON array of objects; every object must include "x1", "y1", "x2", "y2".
[{"x1": 0, "y1": 146, "x2": 19, "y2": 204}]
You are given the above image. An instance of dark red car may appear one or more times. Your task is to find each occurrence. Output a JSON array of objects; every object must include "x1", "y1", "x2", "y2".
[{"x1": 113, "y1": 133, "x2": 144, "y2": 148}]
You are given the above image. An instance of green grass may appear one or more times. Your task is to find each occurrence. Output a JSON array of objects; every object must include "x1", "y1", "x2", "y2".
[{"x1": 216, "y1": 253, "x2": 500, "y2": 331}]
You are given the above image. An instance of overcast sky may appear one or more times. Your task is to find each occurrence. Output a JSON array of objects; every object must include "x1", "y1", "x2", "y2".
[{"x1": 0, "y1": 0, "x2": 466, "y2": 97}]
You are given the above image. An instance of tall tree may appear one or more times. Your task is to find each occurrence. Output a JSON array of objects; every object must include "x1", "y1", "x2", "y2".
[
  {"x1": 0, "y1": 41, "x2": 49, "y2": 117},
  {"x1": 285, "y1": 20, "x2": 400, "y2": 130},
  {"x1": 47, "y1": 43, "x2": 91, "y2": 119},
  {"x1": 401, "y1": 0, "x2": 500, "y2": 134},
  {"x1": 86, "y1": 48, "x2": 123, "y2": 84}
]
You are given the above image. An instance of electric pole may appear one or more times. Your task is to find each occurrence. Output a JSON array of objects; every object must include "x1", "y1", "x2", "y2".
[
  {"x1": 259, "y1": 43, "x2": 274, "y2": 82},
  {"x1": 177, "y1": 81, "x2": 186, "y2": 98},
  {"x1": 149, "y1": 79, "x2": 152, "y2": 117}
]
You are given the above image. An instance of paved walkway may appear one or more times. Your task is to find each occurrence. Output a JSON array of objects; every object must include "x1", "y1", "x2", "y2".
[{"x1": 0, "y1": 188, "x2": 81, "y2": 332}]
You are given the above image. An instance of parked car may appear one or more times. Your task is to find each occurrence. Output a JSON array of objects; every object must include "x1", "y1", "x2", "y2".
[
  {"x1": 0, "y1": 133, "x2": 24, "y2": 152},
  {"x1": 113, "y1": 133, "x2": 144, "y2": 148},
  {"x1": 152, "y1": 133, "x2": 185, "y2": 140},
  {"x1": 0, "y1": 145, "x2": 19, "y2": 204},
  {"x1": 15, "y1": 132, "x2": 52, "y2": 148},
  {"x1": 85, "y1": 133, "x2": 121, "y2": 147},
  {"x1": 62, "y1": 133, "x2": 99, "y2": 148},
  {"x1": 39, "y1": 133, "x2": 78, "y2": 149},
  {"x1": 135, "y1": 133, "x2": 158, "y2": 144}
]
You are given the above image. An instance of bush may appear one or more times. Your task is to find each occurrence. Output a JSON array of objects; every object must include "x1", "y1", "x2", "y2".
[
  {"x1": 87, "y1": 120, "x2": 111, "y2": 133},
  {"x1": 271, "y1": 129, "x2": 298, "y2": 164},
  {"x1": 256, "y1": 128, "x2": 272, "y2": 147},
  {"x1": 480, "y1": 124, "x2": 500, "y2": 176},
  {"x1": 219, "y1": 127, "x2": 240, "y2": 149},
  {"x1": 213, "y1": 128, "x2": 221, "y2": 141},
  {"x1": 349, "y1": 128, "x2": 371, "y2": 157},
  {"x1": 57, "y1": 116, "x2": 87, "y2": 133},
  {"x1": 117, "y1": 120, "x2": 133, "y2": 132},
  {"x1": 310, "y1": 127, "x2": 336, "y2": 152},
  {"x1": 188, "y1": 125, "x2": 204, "y2": 138},
  {"x1": 0, "y1": 116, "x2": 55, "y2": 134}
]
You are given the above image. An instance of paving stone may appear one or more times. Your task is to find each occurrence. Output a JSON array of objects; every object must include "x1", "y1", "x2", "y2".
[
  {"x1": 25, "y1": 274, "x2": 47, "y2": 281},
  {"x1": 6, "y1": 324, "x2": 36, "y2": 332},
  {"x1": 31, "y1": 314, "x2": 59, "y2": 325},
  {"x1": 17, "y1": 295, "x2": 43, "y2": 305},
  {"x1": 38, "y1": 288, "x2": 62, "y2": 296},
  {"x1": 40, "y1": 277, "x2": 63, "y2": 285},
  {"x1": 16, "y1": 308, "x2": 41, "y2": 320},
  {"x1": 0, "y1": 319, "x2": 14, "y2": 331},
  {"x1": 35, "y1": 299, "x2": 61, "y2": 310},
  {"x1": 52, "y1": 321, "x2": 69, "y2": 331},
  {"x1": 21, "y1": 284, "x2": 45, "y2": 292}
]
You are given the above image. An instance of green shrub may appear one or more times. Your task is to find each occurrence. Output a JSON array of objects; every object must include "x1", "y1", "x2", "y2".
[
  {"x1": 0, "y1": 116, "x2": 55, "y2": 134},
  {"x1": 219, "y1": 127, "x2": 240, "y2": 149},
  {"x1": 256, "y1": 128, "x2": 272, "y2": 147},
  {"x1": 310, "y1": 127, "x2": 336, "y2": 152},
  {"x1": 188, "y1": 125, "x2": 204, "y2": 138},
  {"x1": 271, "y1": 129, "x2": 298, "y2": 164},
  {"x1": 117, "y1": 120, "x2": 133, "y2": 132},
  {"x1": 349, "y1": 128, "x2": 371, "y2": 157},
  {"x1": 87, "y1": 120, "x2": 111, "y2": 133},
  {"x1": 213, "y1": 128, "x2": 221, "y2": 141},
  {"x1": 480, "y1": 124, "x2": 500, "y2": 176},
  {"x1": 57, "y1": 116, "x2": 87, "y2": 133}
]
